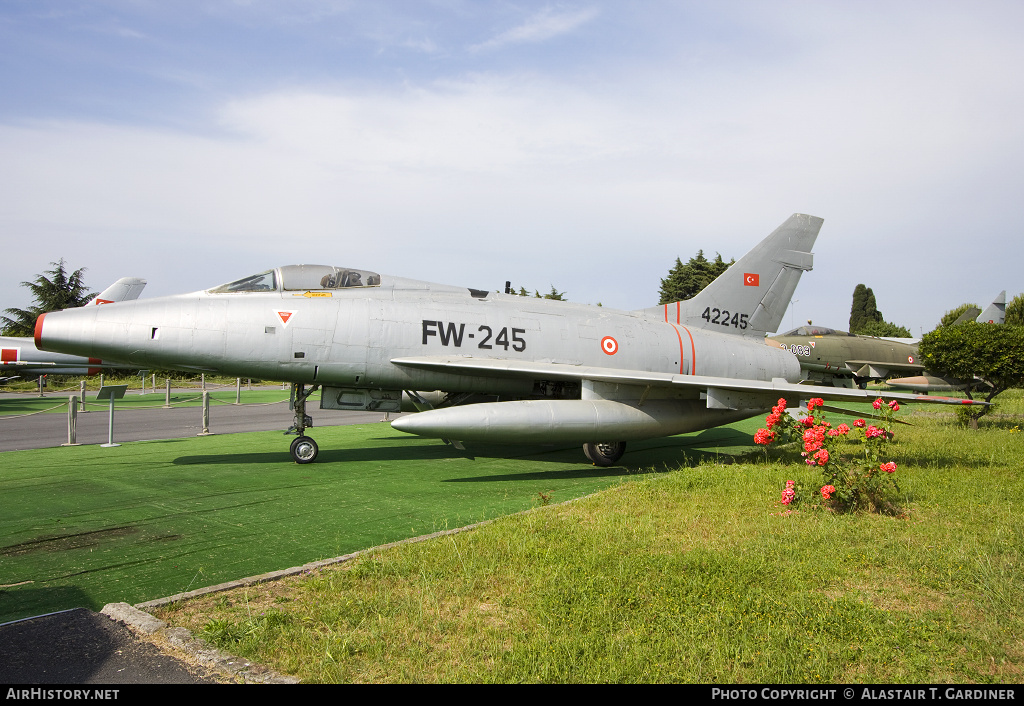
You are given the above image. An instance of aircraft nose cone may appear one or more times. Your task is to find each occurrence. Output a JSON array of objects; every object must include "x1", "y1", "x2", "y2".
[
  {"x1": 34, "y1": 313, "x2": 47, "y2": 349},
  {"x1": 34, "y1": 306, "x2": 103, "y2": 358}
]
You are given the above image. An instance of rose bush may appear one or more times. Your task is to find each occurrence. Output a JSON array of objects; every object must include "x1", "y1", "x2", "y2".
[{"x1": 757, "y1": 397, "x2": 903, "y2": 515}]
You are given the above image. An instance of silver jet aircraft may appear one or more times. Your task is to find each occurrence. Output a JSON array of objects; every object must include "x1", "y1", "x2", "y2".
[{"x1": 35, "y1": 215, "x2": 982, "y2": 464}]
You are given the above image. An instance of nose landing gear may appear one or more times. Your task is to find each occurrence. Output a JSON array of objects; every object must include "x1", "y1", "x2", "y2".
[{"x1": 287, "y1": 383, "x2": 320, "y2": 463}]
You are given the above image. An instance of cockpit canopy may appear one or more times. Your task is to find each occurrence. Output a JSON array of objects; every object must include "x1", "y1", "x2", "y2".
[
  {"x1": 779, "y1": 326, "x2": 855, "y2": 337},
  {"x1": 209, "y1": 265, "x2": 381, "y2": 294}
]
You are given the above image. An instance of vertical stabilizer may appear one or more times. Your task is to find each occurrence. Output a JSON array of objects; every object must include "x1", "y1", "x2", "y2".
[
  {"x1": 639, "y1": 214, "x2": 822, "y2": 337},
  {"x1": 87, "y1": 277, "x2": 147, "y2": 305},
  {"x1": 977, "y1": 291, "x2": 1006, "y2": 324}
]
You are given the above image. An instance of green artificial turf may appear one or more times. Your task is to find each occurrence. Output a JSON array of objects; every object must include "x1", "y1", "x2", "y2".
[{"x1": 0, "y1": 418, "x2": 762, "y2": 624}]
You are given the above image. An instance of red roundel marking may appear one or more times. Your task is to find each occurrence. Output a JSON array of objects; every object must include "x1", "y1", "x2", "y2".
[
  {"x1": 908, "y1": 355, "x2": 914, "y2": 364},
  {"x1": 601, "y1": 336, "x2": 618, "y2": 355}
]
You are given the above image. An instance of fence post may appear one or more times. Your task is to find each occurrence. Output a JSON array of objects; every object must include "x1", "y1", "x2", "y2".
[
  {"x1": 164, "y1": 378, "x2": 171, "y2": 408},
  {"x1": 198, "y1": 390, "x2": 214, "y2": 436},
  {"x1": 62, "y1": 395, "x2": 81, "y2": 446},
  {"x1": 80, "y1": 381, "x2": 87, "y2": 413},
  {"x1": 236, "y1": 377, "x2": 241, "y2": 404}
]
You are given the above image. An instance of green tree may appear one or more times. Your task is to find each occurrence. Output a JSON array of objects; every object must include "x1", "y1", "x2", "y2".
[
  {"x1": 1005, "y1": 293, "x2": 1024, "y2": 326},
  {"x1": 857, "y1": 320, "x2": 912, "y2": 338},
  {"x1": 2, "y1": 260, "x2": 95, "y2": 336},
  {"x1": 849, "y1": 284, "x2": 883, "y2": 333},
  {"x1": 658, "y1": 250, "x2": 733, "y2": 305},
  {"x1": 848, "y1": 284, "x2": 910, "y2": 336},
  {"x1": 936, "y1": 302, "x2": 981, "y2": 329},
  {"x1": 537, "y1": 286, "x2": 566, "y2": 301},
  {"x1": 918, "y1": 321, "x2": 1024, "y2": 428},
  {"x1": 508, "y1": 284, "x2": 566, "y2": 300}
]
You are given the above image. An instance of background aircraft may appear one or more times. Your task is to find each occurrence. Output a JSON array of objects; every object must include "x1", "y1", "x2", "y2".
[
  {"x1": 768, "y1": 290, "x2": 1008, "y2": 389},
  {"x1": 1, "y1": 277, "x2": 146, "y2": 381},
  {"x1": 36, "y1": 215, "x2": 982, "y2": 465},
  {"x1": 884, "y1": 290, "x2": 1005, "y2": 393},
  {"x1": 765, "y1": 325, "x2": 923, "y2": 388}
]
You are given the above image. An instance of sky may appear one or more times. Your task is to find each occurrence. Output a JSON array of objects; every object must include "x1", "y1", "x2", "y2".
[{"x1": 2, "y1": 0, "x2": 1022, "y2": 336}]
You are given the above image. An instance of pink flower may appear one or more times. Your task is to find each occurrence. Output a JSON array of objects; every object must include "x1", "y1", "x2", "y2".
[
  {"x1": 865, "y1": 426, "x2": 885, "y2": 439},
  {"x1": 813, "y1": 448, "x2": 830, "y2": 465},
  {"x1": 807, "y1": 397, "x2": 824, "y2": 412},
  {"x1": 880, "y1": 462, "x2": 897, "y2": 474},
  {"x1": 803, "y1": 427, "x2": 825, "y2": 453},
  {"x1": 821, "y1": 485, "x2": 836, "y2": 500},
  {"x1": 781, "y1": 487, "x2": 796, "y2": 505},
  {"x1": 889, "y1": 400, "x2": 900, "y2": 411},
  {"x1": 873, "y1": 398, "x2": 883, "y2": 410},
  {"x1": 828, "y1": 423, "x2": 851, "y2": 437},
  {"x1": 754, "y1": 428, "x2": 775, "y2": 445},
  {"x1": 853, "y1": 419, "x2": 866, "y2": 428}
]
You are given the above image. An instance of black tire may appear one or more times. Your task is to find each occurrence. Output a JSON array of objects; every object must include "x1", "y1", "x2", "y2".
[
  {"x1": 289, "y1": 435, "x2": 319, "y2": 464},
  {"x1": 582, "y1": 441, "x2": 626, "y2": 467}
]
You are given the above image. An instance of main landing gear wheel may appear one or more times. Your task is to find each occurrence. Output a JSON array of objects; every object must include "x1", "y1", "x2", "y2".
[
  {"x1": 290, "y1": 435, "x2": 319, "y2": 464},
  {"x1": 583, "y1": 441, "x2": 626, "y2": 467}
]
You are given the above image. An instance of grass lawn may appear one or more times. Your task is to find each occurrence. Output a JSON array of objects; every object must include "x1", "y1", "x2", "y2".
[
  {"x1": 0, "y1": 416, "x2": 757, "y2": 625},
  {"x1": 151, "y1": 393, "x2": 1024, "y2": 683},
  {"x1": 4, "y1": 390, "x2": 1023, "y2": 682}
]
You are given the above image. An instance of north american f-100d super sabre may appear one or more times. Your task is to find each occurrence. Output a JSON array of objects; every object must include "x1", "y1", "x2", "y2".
[{"x1": 35, "y1": 214, "x2": 983, "y2": 465}]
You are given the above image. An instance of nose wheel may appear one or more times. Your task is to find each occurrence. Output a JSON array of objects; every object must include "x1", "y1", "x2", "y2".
[
  {"x1": 290, "y1": 435, "x2": 319, "y2": 464},
  {"x1": 287, "y1": 383, "x2": 321, "y2": 464}
]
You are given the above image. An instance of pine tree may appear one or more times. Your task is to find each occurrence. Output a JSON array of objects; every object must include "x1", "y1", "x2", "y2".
[
  {"x1": 1, "y1": 260, "x2": 95, "y2": 336},
  {"x1": 658, "y1": 251, "x2": 733, "y2": 305}
]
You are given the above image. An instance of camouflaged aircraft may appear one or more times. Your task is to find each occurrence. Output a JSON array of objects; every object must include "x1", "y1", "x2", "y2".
[
  {"x1": 34, "y1": 214, "x2": 983, "y2": 465},
  {"x1": 764, "y1": 325, "x2": 923, "y2": 388}
]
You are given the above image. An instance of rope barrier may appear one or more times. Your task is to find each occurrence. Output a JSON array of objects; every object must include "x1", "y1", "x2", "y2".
[
  {"x1": 0, "y1": 395, "x2": 292, "y2": 416},
  {"x1": 0, "y1": 402, "x2": 68, "y2": 419}
]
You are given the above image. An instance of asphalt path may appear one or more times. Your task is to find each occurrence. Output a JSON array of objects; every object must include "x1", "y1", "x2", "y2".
[
  {"x1": 0, "y1": 609, "x2": 227, "y2": 684},
  {"x1": 0, "y1": 392, "x2": 400, "y2": 452}
]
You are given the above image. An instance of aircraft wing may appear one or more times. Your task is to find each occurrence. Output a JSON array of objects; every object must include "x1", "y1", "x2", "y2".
[
  {"x1": 842, "y1": 359, "x2": 925, "y2": 380},
  {"x1": 390, "y1": 355, "x2": 979, "y2": 409}
]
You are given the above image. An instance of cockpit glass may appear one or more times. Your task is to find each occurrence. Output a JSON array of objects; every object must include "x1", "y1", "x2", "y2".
[
  {"x1": 780, "y1": 326, "x2": 839, "y2": 336},
  {"x1": 278, "y1": 265, "x2": 380, "y2": 290},
  {"x1": 208, "y1": 270, "x2": 277, "y2": 293},
  {"x1": 209, "y1": 266, "x2": 381, "y2": 293}
]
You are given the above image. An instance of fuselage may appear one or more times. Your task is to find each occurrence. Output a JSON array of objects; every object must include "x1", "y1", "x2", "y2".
[
  {"x1": 36, "y1": 268, "x2": 801, "y2": 399},
  {"x1": 1, "y1": 335, "x2": 104, "y2": 377},
  {"x1": 766, "y1": 325, "x2": 920, "y2": 382}
]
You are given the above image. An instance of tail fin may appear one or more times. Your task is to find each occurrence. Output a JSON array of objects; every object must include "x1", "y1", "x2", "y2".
[
  {"x1": 977, "y1": 290, "x2": 1006, "y2": 324},
  {"x1": 639, "y1": 213, "x2": 822, "y2": 337},
  {"x1": 87, "y1": 277, "x2": 147, "y2": 305}
]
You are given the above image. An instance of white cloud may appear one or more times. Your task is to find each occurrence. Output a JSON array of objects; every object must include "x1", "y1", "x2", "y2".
[
  {"x1": 2, "y1": 3, "x2": 1024, "y2": 330},
  {"x1": 469, "y1": 5, "x2": 599, "y2": 52}
]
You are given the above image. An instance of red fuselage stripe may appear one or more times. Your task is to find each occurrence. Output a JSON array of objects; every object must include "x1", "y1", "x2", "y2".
[
  {"x1": 663, "y1": 303, "x2": 679, "y2": 325},
  {"x1": 668, "y1": 323, "x2": 697, "y2": 375}
]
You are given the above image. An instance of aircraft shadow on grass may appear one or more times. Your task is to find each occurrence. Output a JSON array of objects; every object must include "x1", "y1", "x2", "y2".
[{"x1": 170, "y1": 426, "x2": 758, "y2": 477}]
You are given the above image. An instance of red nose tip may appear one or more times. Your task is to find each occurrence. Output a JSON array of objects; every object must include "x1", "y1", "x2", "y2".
[{"x1": 34, "y1": 313, "x2": 46, "y2": 348}]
